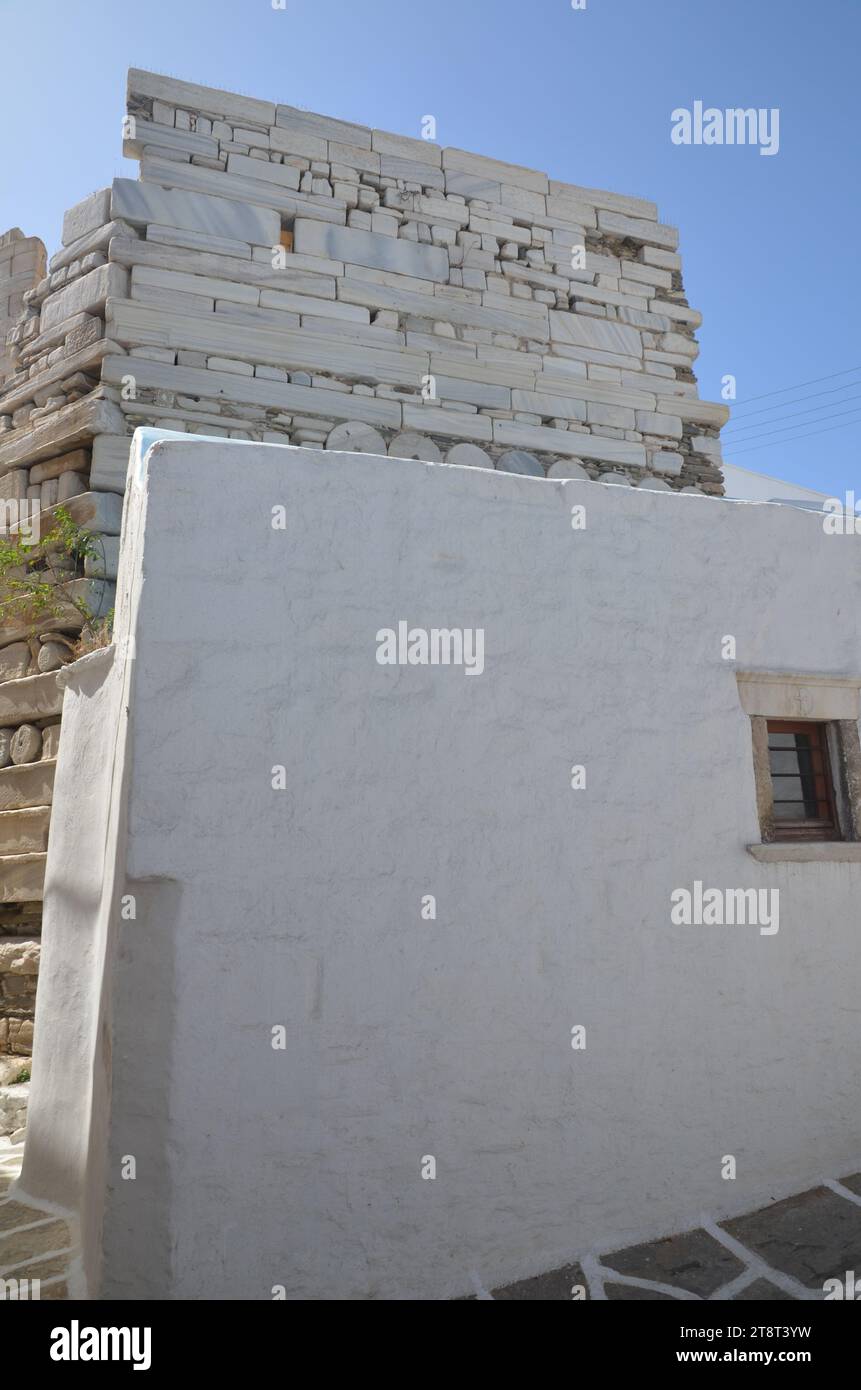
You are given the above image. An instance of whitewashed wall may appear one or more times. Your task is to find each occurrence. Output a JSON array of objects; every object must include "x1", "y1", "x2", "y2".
[{"x1": 23, "y1": 432, "x2": 861, "y2": 1299}]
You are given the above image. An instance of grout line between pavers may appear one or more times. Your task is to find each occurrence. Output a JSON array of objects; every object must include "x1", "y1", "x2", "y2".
[
  {"x1": 823, "y1": 1178, "x2": 861, "y2": 1208},
  {"x1": 581, "y1": 1251, "x2": 608, "y2": 1301},
  {"x1": 468, "y1": 1269, "x2": 494, "y2": 1300},
  {"x1": 708, "y1": 1267, "x2": 760, "y2": 1301},
  {"x1": 0, "y1": 1214, "x2": 62, "y2": 1238},
  {"x1": 702, "y1": 1216, "x2": 819, "y2": 1300},
  {"x1": 590, "y1": 1266, "x2": 702, "y2": 1300},
  {"x1": 0, "y1": 1244, "x2": 78, "y2": 1279}
]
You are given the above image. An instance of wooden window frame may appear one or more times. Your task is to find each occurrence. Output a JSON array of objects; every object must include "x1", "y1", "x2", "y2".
[{"x1": 765, "y1": 718, "x2": 841, "y2": 842}]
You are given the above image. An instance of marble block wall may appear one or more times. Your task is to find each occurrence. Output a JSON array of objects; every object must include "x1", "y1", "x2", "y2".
[
  {"x1": 105, "y1": 68, "x2": 728, "y2": 490},
  {"x1": 0, "y1": 230, "x2": 46, "y2": 386}
]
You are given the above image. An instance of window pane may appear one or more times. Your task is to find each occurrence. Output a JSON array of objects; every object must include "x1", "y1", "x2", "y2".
[
  {"x1": 772, "y1": 775, "x2": 806, "y2": 802},
  {"x1": 770, "y1": 750, "x2": 802, "y2": 775},
  {"x1": 768, "y1": 732, "x2": 798, "y2": 749},
  {"x1": 773, "y1": 801, "x2": 808, "y2": 819}
]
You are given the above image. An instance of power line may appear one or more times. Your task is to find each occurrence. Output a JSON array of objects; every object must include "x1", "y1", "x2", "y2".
[
  {"x1": 726, "y1": 377, "x2": 861, "y2": 426},
  {"x1": 723, "y1": 401, "x2": 861, "y2": 448},
  {"x1": 724, "y1": 412, "x2": 861, "y2": 457},
  {"x1": 724, "y1": 392, "x2": 861, "y2": 441},
  {"x1": 730, "y1": 365, "x2": 861, "y2": 408}
]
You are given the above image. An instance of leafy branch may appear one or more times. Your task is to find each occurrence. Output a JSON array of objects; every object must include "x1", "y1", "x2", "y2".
[{"x1": 0, "y1": 505, "x2": 109, "y2": 646}]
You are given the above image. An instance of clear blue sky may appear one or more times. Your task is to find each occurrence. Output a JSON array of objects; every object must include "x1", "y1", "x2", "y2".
[{"x1": 2, "y1": 0, "x2": 858, "y2": 495}]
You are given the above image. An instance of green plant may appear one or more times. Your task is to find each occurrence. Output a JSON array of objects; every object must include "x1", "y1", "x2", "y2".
[
  {"x1": 13, "y1": 1066, "x2": 30, "y2": 1084},
  {"x1": 0, "y1": 505, "x2": 109, "y2": 645}
]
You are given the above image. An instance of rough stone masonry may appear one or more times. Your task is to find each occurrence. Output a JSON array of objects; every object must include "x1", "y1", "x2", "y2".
[{"x1": 0, "y1": 68, "x2": 730, "y2": 1050}]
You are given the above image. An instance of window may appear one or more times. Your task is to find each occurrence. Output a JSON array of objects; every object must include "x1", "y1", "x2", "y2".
[
  {"x1": 737, "y1": 671, "x2": 861, "y2": 860},
  {"x1": 766, "y1": 720, "x2": 839, "y2": 841}
]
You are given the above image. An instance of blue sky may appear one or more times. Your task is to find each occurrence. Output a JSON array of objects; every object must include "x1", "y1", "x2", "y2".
[{"x1": 2, "y1": 0, "x2": 858, "y2": 495}]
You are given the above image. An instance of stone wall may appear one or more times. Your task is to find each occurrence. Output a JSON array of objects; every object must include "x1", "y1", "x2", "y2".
[
  {"x1": 0, "y1": 200, "x2": 118, "y2": 960},
  {"x1": 0, "y1": 229, "x2": 46, "y2": 385},
  {"x1": 0, "y1": 912, "x2": 39, "y2": 1056},
  {"x1": 109, "y1": 69, "x2": 727, "y2": 488}
]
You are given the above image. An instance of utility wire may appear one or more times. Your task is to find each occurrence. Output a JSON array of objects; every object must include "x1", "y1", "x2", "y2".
[
  {"x1": 730, "y1": 365, "x2": 861, "y2": 408},
  {"x1": 724, "y1": 412, "x2": 861, "y2": 457},
  {"x1": 726, "y1": 376, "x2": 861, "y2": 426},
  {"x1": 724, "y1": 392, "x2": 861, "y2": 441},
  {"x1": 722, "y1": 401, "x2": 861, "y2": 447}
]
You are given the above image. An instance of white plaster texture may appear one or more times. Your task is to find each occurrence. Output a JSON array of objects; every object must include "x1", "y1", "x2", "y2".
[{"x1": 23, "y1": 433, "x2": 861, "y2": 1300}]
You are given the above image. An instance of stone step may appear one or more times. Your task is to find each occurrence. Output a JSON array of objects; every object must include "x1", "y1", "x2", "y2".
[
  {"x1": 0, "y1": 760, "x2": 55, "y2": 813},
  {"x1": 0, "y1": 672, "x2": 63, "y2": 725},
  {"x1": 0, "y1": 853, "x2": 46, "y2": 903},
  {"x1": 0, "y1": 807, "x2": 50, "y2": 855}
]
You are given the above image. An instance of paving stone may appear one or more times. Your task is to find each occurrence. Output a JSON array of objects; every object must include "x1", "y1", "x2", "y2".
[
  {"x1": 721, "y1": 1186, "x2": 861, "y2": 1289},
  {"x1": 605, "y1": 1282, "x2": 677, "y2": 1300},
  {"x1": 0, "y1": 1218, "x2": 71, "y2": 1269},
  {"x1": 8, "y1": 1254, "x2": 72, "y2": 1282},
  {"x1": 491, "y1": 1262, "x2": 588, "y2": 1300},
  {"x1": 602, "y1": 1226, "x2": 745, "y2": 1298},
  {"x1": 731, "y1": 1278, "x2": 794, "y2": 1301},
  {"x1": 0, "y1": 1201, "x2": 49, "y2": 1233}
]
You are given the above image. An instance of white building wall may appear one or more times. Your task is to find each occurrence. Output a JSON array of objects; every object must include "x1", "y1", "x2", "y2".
[
  {"x1": 721, "y1": 461, "x2": 831, "y2": 506},
  {"x1": 23, "y1": 433, "x2": 861, "y2": 1299}
]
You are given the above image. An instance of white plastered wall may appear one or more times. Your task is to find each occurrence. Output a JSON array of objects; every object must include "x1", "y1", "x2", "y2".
[{"x1": 21, "y1": 432, "x2": 861, "y2": 1299}]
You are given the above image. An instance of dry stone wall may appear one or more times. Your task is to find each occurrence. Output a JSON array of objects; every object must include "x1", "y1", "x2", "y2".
[
  {"x1": 0, "y1": 230, "x2": 46, "y2": 385},
  {"x1": 107, "y1": 68, "x2": 728, "y2": 488},
  {"x1": 0, "y1": 918, "x2": 39, "y2": 1056}
]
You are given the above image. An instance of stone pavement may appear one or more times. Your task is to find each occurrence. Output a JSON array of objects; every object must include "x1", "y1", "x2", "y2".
[
  {"x1": 482, "y1": 1174, "x2": 861, "y2": 1300},
  {"x1": 0, "y1": 1135, "x2": 81, "y2": 1299},
  {"x1": 4, "y1": 1135, "x2": 860, "y2": 1300}
]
